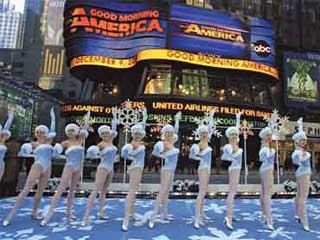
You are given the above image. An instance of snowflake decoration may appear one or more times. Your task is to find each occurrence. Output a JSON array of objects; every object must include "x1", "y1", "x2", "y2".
[
  {"x1": 0, "y1": 228, "x2": 47, "y2": 240},
  {"x1": 189, "y1": 227, "x2": 255, "y2": 240},
  {"x1": 183, "y1": 215, "x2": 214, "y2": 225},
  {"x1": 114, "y1": 99, "x2": 146, "y2": 134},
  {"x1": 258, "y1": 227, "x2": 296, "y2": 239},
  {"x1": 193, "y1": 112, "x2": 222, "y2": 138},
  {"x1": 203, "y1": 203, "x2": 226, "y2": 215},
  {"x1": 153, "y1": 236, "x2": 171, "y2": 240},
  {"x1": 263, "y1": 109, "x2": 290, "y2": 137},
  {"x1": 240, "y1": 210, "x2": 264, "y2": 222},
  {"x1": 308, "y1": 203, "x2": 320, "y2": 220}
]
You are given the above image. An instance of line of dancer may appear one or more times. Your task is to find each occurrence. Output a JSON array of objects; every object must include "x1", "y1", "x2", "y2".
[{"x1": 1, "y1": 108, "x2": 313, "y2": 232}]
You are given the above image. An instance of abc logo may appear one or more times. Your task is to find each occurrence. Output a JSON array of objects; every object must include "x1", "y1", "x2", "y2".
[{"x1": 252, "y1": 40, "x2": 271, "y2": 57}]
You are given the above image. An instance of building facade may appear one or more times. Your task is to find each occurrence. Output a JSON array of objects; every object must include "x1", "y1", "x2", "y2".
[
  {"x1": 58, "y1": 0, "x2": 319, "y2": 184},
  {"x1": 0, "y1": 5, "x2": 24, "y2": 49}
]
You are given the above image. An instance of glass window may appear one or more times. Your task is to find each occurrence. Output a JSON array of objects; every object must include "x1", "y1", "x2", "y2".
[
  {"x1": 185, "y1": 0, "x2": 214, "y2": 9},
  {"x1": 228, "y1": 78, "x2": 252, "y2": 103},
  {"x1": 173, "y1": 69, "x2": 208, "y2": 97},
  {"x1": 250, "y1": 80, "x2": 271, "y2": 105},
  {"x1": 144, "y1": 65, "x2": 172, "y2": 94},
  {"x1": 143, "y1": 64, "x2": 272, "y2": 106},
  {"x1": 207, "y1": 75, "x2": 227, "y2": 101}
]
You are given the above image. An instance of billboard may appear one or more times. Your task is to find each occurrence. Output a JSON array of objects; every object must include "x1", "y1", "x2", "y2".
[
  {"x1": 40, "y1": 0, "x2": 66, "y2": 90},
  {"x1": 61, "y1": 99, "x2": 272, "y2": 129},
  {"x1": 64, "y1": 1, "x2": 278, "y2": 79},
  {"x1": 44, "y1": 0, "x2": 65, "y2": 46},
  {"x1": 284, "y1": 52, "x2": 320, "y2": 105},
  {"x1": 64, "y1": 0, "x2": 167, "y2": 59},
  {"x1": 169, "y1": 4, "x2": 275, "y2": 66}
]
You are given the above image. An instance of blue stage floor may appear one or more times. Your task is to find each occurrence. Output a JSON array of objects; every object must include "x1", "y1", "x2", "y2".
[{"x1": 0, "y1": 197, "x2": 320, "y2": 240}]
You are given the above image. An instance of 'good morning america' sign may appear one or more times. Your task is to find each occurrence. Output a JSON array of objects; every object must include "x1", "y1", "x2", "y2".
[{"x1": 64, "y1": 0, "x2": 277, "y2": 78}]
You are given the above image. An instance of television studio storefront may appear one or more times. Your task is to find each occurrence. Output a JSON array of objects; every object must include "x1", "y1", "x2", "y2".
[{"x1": 59, "y1": 0, "x2": 291, "y2": 188}]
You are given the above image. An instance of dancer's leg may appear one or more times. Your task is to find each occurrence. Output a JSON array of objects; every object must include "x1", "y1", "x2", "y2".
[
  {"x1": 162, "y1": 170, "x2": 174, "y2": 219},
  {"x1": 299, "y1": 174, "x2": 310, "y2": 229},
  {"x1": 4, "y1": 164, "x2": 42, "y2": 223},
  {"x1": 42, "y1": 166, "x2": 73, "y2": 224},
  {"x1": 149, "y1": 170, "x2": 172, "y2": 225},
  {"x1": 66, "y1": 170, "x2": 81, "y2": 219},
  {"x1": 226, "y1": 169, "x2": 240, "y2": 222},
  {"x1": 82, "y1": 168, "x2": 108, "y2": 224},
  {"x1": 262, "y1": 169, "x2": 273, "y2": 225},
  {"x1": 295, "y1": 176, "x2": 302, "y2": 219},
  {"x1": 98, "y1": 169, "x2": 113, "y2": 218},
  {"x1": 194, "y1": 169, "x2": 209, "y2": 227},
  {"x1": 260, "y1": 171, "x2": 266, "y2": 219},
  {"x1": 123, "y1": 168, "x2": 142, "y2": 229},
  {"x1": 32, "y1": 168, "x2": 50, "y2": 219}
]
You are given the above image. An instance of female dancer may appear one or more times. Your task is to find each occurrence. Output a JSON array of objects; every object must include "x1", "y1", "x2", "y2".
[
  {"x1": 259, "y1": 126, "x2": 277, "y2": 230},
  {"x1": 3, "y1": 108, "x2": 56, "y2": 226},
  {"x1": 221, "y1": 112, "x2": 243, "y2": 231},
  {"x1": 292, "y1": 118, "x2": 311, "y2": 231},
  {"x1": 121, "y1": 108, "x2": 148, "y2": 231},
  {"x1": 81, "y1": 110, "x2": 118, "y2": 226},
  {"x1": 148, "y1": 112, "x2": 181, "y2": 229},
  {"x1": 41, "y1": 112, "x2": 90, "y2": 225},
  {"x1": 0, "y1": 111, "x2": 14, "y2": 182},
  {"x1": 189, "y1": 110, "x2": 215, "y2": 229}
]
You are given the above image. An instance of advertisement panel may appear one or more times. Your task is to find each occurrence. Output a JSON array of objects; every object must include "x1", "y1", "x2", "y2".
[
  {"x1": 44, "y1": 0, "x2": 66, "y2": 46},
  {"x1": 61, "y1": 98, "x2": 272, "y2": 129},
  {"x1": 40, "y1": 0, "x2": 66, "y2": 90},
  {"x1": 64, "y1": 0, "x2": 278, "y2": 78},
  {"x1": 64, "y1": 0, "x2": 167, "y2": 59},
  {"x1": 284, "y1": 52, "x2": 320, "y2": 105},
  {"x1": 169, "y1": 4, "x2": 275, "y2": 66}
]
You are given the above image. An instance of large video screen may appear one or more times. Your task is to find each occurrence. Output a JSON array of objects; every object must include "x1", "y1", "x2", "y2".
[{"x1": 63, "y1": 0, "x2": 277, "y2": 79}]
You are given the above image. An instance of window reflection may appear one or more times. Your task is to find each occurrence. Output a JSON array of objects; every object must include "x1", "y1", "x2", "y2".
[
  {"x1": 143, "y1": 64, "x2": 272, "y2": 106},
  {"x1": 144, "y1": 65, "x2": 172, "y2": 94}
]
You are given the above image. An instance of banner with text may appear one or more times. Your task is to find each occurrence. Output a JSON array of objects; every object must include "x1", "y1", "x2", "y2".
[{"x1": 64, "y1": 0, "x2": 278, "y2": 78}]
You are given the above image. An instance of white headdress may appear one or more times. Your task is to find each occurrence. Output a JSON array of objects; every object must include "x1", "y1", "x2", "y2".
[
  {"x1": 34, "y1": 108, "x2": 56, "y2": 139},
  {"x1": 65, "y1": 123, "x2": 80, "y2": 136},
  {"x1": 98, "y1": 108, "x2": 118, "y2": 138},
  {"x1": 195, "y1": 110, "x2": 215, "y2": 139},
  {"x1": 131, "y1": 107, "x2": 147, "y2": 137},
  {"x1": 292, "y1": 117, "x2": 307, "y2": 143},
  {"x1": 225, "y1": 112, "x2": 242, "y2": 138},
  {"x1": 161, "y1": 111, "x2": 181, "y2": 141},
  {"x1": 259, "y1": 127, "x2": 272, "y2": 139}
]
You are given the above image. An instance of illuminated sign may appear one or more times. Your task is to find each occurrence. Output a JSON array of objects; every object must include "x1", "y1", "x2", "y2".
[
  {"x1": 69, "y1": 8, "x2": 164, "y2": 37},
  {"x1": 70, "y1": 114, "x2": 268, "y2": 129},
  {"x1": 61, "y1": 100, "x2": 271, "y2": 119},
  {"x1": 64, "y1": 1, "x2": 278, "y2": 79},
  {"x1": 181, "y1": 23, "x2": 245, "y2": 43},
  {"x1": 252, "y1": 40, "x2": 271, "y2": 57},
  {"x1": 169, "y1": 4, "x2": 275, "y2": 66},
  {"x1": 70, "y1": 49, "x2": 278, "y2": 78}
]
